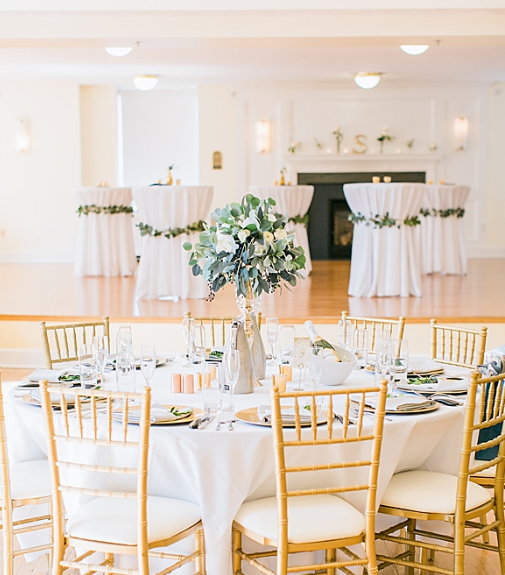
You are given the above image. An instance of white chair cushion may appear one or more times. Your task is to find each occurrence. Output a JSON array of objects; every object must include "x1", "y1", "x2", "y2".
[
  {"x1": 234, "y1": 494, "x2": 365, "y2": 545},
  {"x1": 67, "y1": 496, "x2": 201, "y2": 546},
  {"x1": 9, "y1": 459, "x2": 52, "y2": 500},
  {"x1": 381, "y1": 470, "x2": 491, "y2": 514}
]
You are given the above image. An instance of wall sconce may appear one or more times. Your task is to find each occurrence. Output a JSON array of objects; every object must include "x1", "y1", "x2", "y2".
[
  {"x1": 16, "y1": 119, "x2": 30, "y2": 153},
  {"x1": 256, "y1": 120, "x2": 271, "y2": 154},
  {"x1": 454, "y1": 116, "x2": 469, "y2": 151}
]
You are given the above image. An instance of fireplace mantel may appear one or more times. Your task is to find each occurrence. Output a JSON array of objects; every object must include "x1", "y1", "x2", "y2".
[{"x1": 284, "y1": 154, "x2": 443, "y2": 183}]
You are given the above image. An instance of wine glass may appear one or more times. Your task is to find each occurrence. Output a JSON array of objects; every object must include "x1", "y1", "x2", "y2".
[
  {"x1": 140, "y1": 345, "x2": 156, "y2": 387},
  {"x1": 279, "y1": 324, "x2": 296, "y2": 363},
  {"x1": 376, "y1": 337, "x2": 394, "y2": 393},
  {"x1": 117, "y1": 326, "x2": 132, "y2": 356},
  {"x1": 225, "y1": 350, "x2": 240, "y2": 415},
  {"x1": 392, "y1": 339, "x2": 409, "y2": 389},
  {"x1": 337, "y1": 320, "x2": 353, "y2": 349},
  {"x1": 266, "y1": 317, "x2": 279, "y2": 365},
  {"x1": 79, "y1": 343, "x2": 98, "y2": 389},
  {"x1": 307, "y1": 347, "x2": 324, "y2": 415},
  {"x1": 182, "y1": 317, "x2": 195, "y2": 367},
  {"x1": 351, "y1": 328, "x2": 369, "y2": 369},
  {"x1": 92, "y1": 336, "x2": 108, "y2": 388}
]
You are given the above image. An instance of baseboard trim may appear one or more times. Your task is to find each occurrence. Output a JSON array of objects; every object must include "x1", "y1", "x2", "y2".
[
  {"x1": 467, "y1": 247, "x2": 505, "y2": 258},
  {"x1": 0, "y1": 349, "x2": 44, "y2": 369},
  {"x1": 0, "y1": 252, "x2": 75, "y2": 264}
]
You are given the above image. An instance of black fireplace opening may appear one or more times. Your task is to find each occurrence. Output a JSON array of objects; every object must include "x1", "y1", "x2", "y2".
[{"x1": 298, "y1": 171, "x2": 426, "y2": 260}]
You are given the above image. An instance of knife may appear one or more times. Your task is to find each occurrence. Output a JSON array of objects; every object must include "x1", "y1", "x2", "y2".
[{"x1": 189, "y1": 413, "x2": 211, "y2": 429}]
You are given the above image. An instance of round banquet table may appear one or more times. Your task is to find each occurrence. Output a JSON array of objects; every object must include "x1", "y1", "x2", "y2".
[
  {"x1": 7, "y1": 358, "x2": 468, "y2": 575},
  {"x1": 418, "y1": 185, "x2": 470, "y2": 275},
  {"x1": 343, "y1": 183, "x2": 425, "y2": 298},
  {"x1": 133, "y1": 186, "x2": 213, "y2": 300},
  {"x1": 73, "y1": 187, "x2": 137, "y2": 277},
  {"x1": 249, "y1": 186, "x2": 314, "y2": 276}
]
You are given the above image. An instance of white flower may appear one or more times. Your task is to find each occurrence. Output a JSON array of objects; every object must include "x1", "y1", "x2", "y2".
[
  {"x1": 254, "y1": 243, "x2": 267, "y2": 256},
  {"x1": 274, "y1": 229, "x2": 287, "y2": 240},
  {"x1": 216, "y1": 232, "x2": 237, "y2": 254},
  {"x1": 238, "y1": 229, "x2": 250, "y2": 242},
  {"x1": 267, "y1": 214, "x2": 276, "y2": 222},
  {"x1": 263, "y1": 231, "x2": 274, "y2": 243}
]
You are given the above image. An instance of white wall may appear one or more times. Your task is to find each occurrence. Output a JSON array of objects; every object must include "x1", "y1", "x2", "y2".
[
  {"x1": 487, "y1": 82, "x2": 505, "y2": 248},
  {"x1": 0, "y1": 81, "x2": 81, "y2": 262},
  {"x1": 121, "y1": 89, "x2": 199, "y2": 187}
]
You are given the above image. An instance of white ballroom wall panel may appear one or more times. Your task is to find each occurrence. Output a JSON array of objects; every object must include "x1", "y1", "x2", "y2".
[
  {"x1": 0, "y1": 82, "x2": 81, "y2": 262},
  {"x1": 121, "y1": 89, "x2": 199, "y2": 187}
]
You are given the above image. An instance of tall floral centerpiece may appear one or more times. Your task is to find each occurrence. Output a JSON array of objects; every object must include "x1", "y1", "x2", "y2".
[{"x1": 184, "y1": 194, "x2": 306, "y2": 340}]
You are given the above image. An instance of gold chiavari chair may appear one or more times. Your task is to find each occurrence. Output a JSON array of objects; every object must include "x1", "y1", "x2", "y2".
[
  {"x1": 0, "y1": 372, "x2": 53, "y2": 575},
  {"x1": 376, "y1": 369, "x2": 505, "y2": 575},
  {"x1": 430, "y1": 319, "x2": 487, "y2": 368},
  {"x1": 39, "y1": 381, "x2": 205, "y2": 575},
  {"x1": 341, "y1": 311, "x2": 406, "y2": 352},
  {"x1": 40, "y1": 316, "x2": 110, "y2": 369},
  {"x1": 184, "y1": 311, "x2": 262, "y2": 347},
  {"x1": 232, "y1": 380, "x2": 388, "y2": 575}
]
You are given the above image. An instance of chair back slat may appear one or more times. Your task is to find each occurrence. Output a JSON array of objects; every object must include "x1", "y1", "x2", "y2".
[
  {"x1": 430, "y1": 319, "x2": 487, "y2": 368},
  {"x1": 40, "y1": 318, "x2": 110, "y2": 369},
  {"x1": 184, "y1": 312, "x2": 263, "y2": 347},
  {"x1": 341, "y1": 312, "x2": 405, "y2": 352}
]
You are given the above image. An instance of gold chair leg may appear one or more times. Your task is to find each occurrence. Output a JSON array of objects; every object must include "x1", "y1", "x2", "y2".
[
  {"x1": 232, "y1": 528, "x2": 241, "y2": 575},
  {"x1": 481, "y1": 514, "x2": 490, "y2": 544},
  {"x1": 195, "y1": 528, "x2": 206, "y2": 575},
  {"x1": 325, "y1": 548, "x2": 336, "y2": 575},
  {"x1": 405, "y1": 519, "x2": 416, "y2": 575}
]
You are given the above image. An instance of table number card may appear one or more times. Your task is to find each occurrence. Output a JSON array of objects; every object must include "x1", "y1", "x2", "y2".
[{"x1": 293, "y1": 337, "x2": 311, "y2": 370}]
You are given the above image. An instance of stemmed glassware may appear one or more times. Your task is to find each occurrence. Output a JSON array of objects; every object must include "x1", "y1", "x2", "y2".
[
  {"x1": 308, "y1": 347, "x2": 324, "y2": 414},
  {"x1": 352, "y1": 327, "x2": 369, "y2": 369},
  {"x1": 193, "y1": 325, "x2": 207, "y2": 388},
  {"x1": 140, "y1": 345, "x2": 156, "y2": 387},
  {"x1": 392, "y1": 339, "x2": 409, "y2": 389},
  {"x1": 225, "y1": 349, "x2": 240, "y2": 415},
  {"x1": 337, "y1": 320, "x2": 353, "y2": 349},
  {"x1": 92, "y1": 336, "x2": 108, "y2": 388},
  {"x1": 279, "y1": 324, "x2": 296, "y2": 363},
  {"x1": 266, "y1": 317, "x2": 279, "y2": 365},
  {"x1": 117, "y1": 326, "x2": 132, "y2": 355},
  {"x1": 182, "y1": 317, "x2": 195, "y2": 367},
  {"x1": 376, "y1": 337, "x2": 394, "y2": 393}
]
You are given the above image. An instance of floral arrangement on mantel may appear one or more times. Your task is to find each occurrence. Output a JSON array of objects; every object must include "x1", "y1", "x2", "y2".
[{"x1": 184, "y1": 194, "x2": 306, "y2": 301}]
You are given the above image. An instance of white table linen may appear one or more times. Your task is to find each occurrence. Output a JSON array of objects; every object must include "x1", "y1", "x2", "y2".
[
  {"x1": 344, "y1": 183, "x2": 425, "y2": 298},
  {"x1": 418, "y1": 185, "x2": 470, "y2": 275},
  {"x1": 250, "y1": 186, "x2": 314, "y2": 276},
  {"x1": 73, "y1": 187, "x2": 137, "y2": 277},
  {"x1": 133, "y1": 186, "x2": 213, "y2": 300},
  {"x1": 7, "y1": 358, "x2": 468, "y2": 575}
]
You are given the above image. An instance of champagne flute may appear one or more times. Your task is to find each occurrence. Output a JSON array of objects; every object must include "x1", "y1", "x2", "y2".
[
  {"x1": 376, "y1": 338, "x2": 394, "y2": 394},
  {"x1": 337, "y1": 320, "x2": 353, "y2": 349},
  {"x1": 266, "y1": 317, "x2": 279, "y2": 365},
  {"x1": 117, "y1": 326, "x2": 132, "y2": 356},
  {"x1": 193, "y1": 325, "x2": 207, "y2": 390},
  {"x1": 182, "y1": 317, "x2": 195, "y2": 367},
  {"x1": 308, "y1": 347, "x2": 324, "y2": 415},
  {"x1": 116, "y1": 353, "x2": 136, "y2": 396},
  {"x1": 279, "y1": 324, "x2": 296, "y2": 363},
  {"x1": 92, "y1": 336, "x2": 108, "y2": 388},
  {"x1": 392, "y1": 339, "x2": 409, "y2": 390},
  {"x1": 140, "y1": 345, "x2": 156, "y2": 387},
  {"x1": 225, "y1": 350, "x2": 240, "y2": 415}
]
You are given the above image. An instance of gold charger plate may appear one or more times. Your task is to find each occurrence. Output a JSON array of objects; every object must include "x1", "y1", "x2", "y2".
[
  {"x1": 369, "y1": 402, "x2": 439, "y2": 415},
  {"x1": 235, "y1": 406, "x2": 326, "y2": 428},
  {"x1": 112, "y1": 404, "x2": 203, "y2": 426}
]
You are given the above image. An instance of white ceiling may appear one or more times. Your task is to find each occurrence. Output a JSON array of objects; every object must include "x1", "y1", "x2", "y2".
[{"x1": 0, "y1": 4, "x2": 504, "y2": 89}]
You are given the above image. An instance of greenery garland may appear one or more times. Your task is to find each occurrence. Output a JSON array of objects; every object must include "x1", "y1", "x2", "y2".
[
  {"x1": 77, "y1": 205, "x2": 134, "y2": 216},
  {"x1": 348, "y1": 211, "x2": 421, "y2": 229},
  {"x1": 420, "y1": 207, "x2": 465, "y2": 218},
  {"x1": 136, "y1": 220, "x2": 206, "y2": 239},
  {"x1": 275, "y1": 212, "x2": 310, "y2": 228}
]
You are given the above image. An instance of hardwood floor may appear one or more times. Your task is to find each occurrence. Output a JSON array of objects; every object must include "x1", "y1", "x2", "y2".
[{"x1": 0, "y1": 259, "x2": 504, "y2": 324}]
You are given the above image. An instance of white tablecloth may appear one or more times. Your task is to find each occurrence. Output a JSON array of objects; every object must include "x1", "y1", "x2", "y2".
[
  {"x1": 344, "y1": 183, "x2": 425, "y2": 298},
  {"x1": 133, "y1": 186, "x2": 213, "y2": 300},
  {"x1": 418, "y1": 185, "x2": 470, "y2": 275},
  {"x1": 7, "y1": 358, "x2": 468, "y2": 575},
  {"x1": 74, "y1": 187, "x2": 137, "y2": 277},
  {"x1": 249, "y1": 186, "x2": 314, "y2": 276}
]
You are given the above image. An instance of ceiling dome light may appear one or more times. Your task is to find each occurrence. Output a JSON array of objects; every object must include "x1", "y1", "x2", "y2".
[
  {"x1": 105, "y1": 47, "x2": 133, "y2": 57},
  {"x1": 133, "y1": 75, "x2": 158, "y2": 91},
  {"x1": 354, "y1": 73, "x2": 382, "y2": 90},
  {"x1": 400, "y1": 45, "x2": 429, "y2": 56}
]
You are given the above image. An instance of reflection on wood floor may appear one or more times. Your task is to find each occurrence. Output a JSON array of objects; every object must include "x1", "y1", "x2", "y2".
[{"x1": 0, "y1": 259, "x2": 503, "y2": 323}]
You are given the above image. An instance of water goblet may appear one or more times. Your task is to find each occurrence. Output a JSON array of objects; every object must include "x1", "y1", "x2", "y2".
[
  {"x1": 352, "y1": 327, "x2": 369, "y2": 369},
  {"x1": 79, "y1": 343, "x2": 98, "y2": 389},
  {"x1": 92, "y1": 335, "x2": 108, "y2": 387},
  {"x1": 182, "y1": 317, "x2": 195, "y2": 367},
  {"x1": 376, "y1": 338, "x2": 394, "y2": 393},
  {"x1": 140, "y1": 345, "x2": 156, "y2": 387},
  {"x1": 116, "y1": 352, "x2": 136, "y2": 394},
  {"x1": 117, "y1": 326, "x2": 132, "y2": 356},
  {"x1": 266, "y1": 317, "x2": 279, "y2": 365}
]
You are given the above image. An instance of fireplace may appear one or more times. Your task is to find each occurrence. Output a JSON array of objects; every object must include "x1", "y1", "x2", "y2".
[{"x1": 298, "y1": 171, "x2": 426, "y2": 260}]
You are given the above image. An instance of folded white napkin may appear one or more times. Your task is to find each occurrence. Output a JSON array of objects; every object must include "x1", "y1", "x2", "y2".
[
  {"x1": 258, "y1": 406, "x2": 313, "y2": 424},
  {"x1": 114, "y1": 405, "x2": 193, "y2": 424},
  {"x1": 397, "y1": 377, "x2": 468, "y2": 394},
  {"x1": 28, "y1": 369, "x2": 67, "y2": 383},
  {"x1": 366, "y1": 394, "x2": 434, "y2": 412},
  {"x1": 30, "y1": 390, "x2": 72, "y2": 406}
]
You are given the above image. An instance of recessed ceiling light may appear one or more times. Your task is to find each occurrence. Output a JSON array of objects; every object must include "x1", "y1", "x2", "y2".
[
  {"x1": 354, "y1": 73, "x2": 382, "y2": 90},
  {"x1": 400, "y1": 45, "x2": 429, "y2": 56},
  {"x1": 105, "y1": 47, "x2": 133, "y2": 57},
  {"x1": 133, "y1": 75, "x2": 158, "y2": 91}
]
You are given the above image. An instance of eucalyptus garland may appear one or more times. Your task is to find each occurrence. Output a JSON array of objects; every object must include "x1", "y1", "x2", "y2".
[
  {"x1": 77, "y1": 204, "x2": 134, "y2": 216},
  {"x1": 275, "y1": 212, "x2": 310, "y2": 228},
  {"x1": 420, "y1": 207, "x2": 465, "y2": 218},
  {"x1": 136, "y1": 220, "x2": 206, "y2": 239},
  {"x1": 348, "y1": 211, "x2": 421, "y2": 229}
]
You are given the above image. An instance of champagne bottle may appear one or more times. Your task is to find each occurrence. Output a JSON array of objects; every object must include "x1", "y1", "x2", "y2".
[{"x1": 304, "y1": 320, "x2": 341, "y2": 362}]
